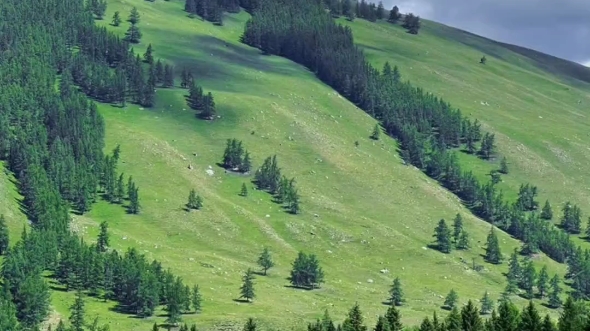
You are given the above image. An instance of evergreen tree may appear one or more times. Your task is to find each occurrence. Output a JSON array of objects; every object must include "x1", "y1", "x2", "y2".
[
  {"x1": 115, "y1": 173, "x2": 125, "y2": 203},
  {"x1": 480, "y1": 56, "x2": 487, "y2": 64},
  {"x1": 402, "y1": 13, "x2": 421, "y2": 34},
  {"x1": 69, "y1": 290, "x2": 85, "y2": 331},
  {"x1": 374, "y1": 316, "x2": 390, "y2": 331},
  {"x1": 541, "y1": 200, "x2": 553, "y2": 220},
  {"x1": 560, "y1": 202, "x2": 582, "y2": 234},
  {"x1": 480, "y1": 291, "x2": 493, "y2": 315},
  {"x1": 434, "y1": 219, "x2": 452, "y2": 253},
  {"x1": 484, "y1": 226, "x2": 502, "y2": 264},
  {"x1": 505, "y1": 249, "x2": 521, "y2": 295},
  {"x1": 0, "y1": 288, "x2": 18, "y2": 331},
  {"x1": 446, "y1": 307, "x2": 461, "y2": 331},
  {"x1": 97, "y1": 221, "x2": 109, "y2": 252},
  {"x1": 163, "y1": 64, "x2": 175, "y2": 87},
  {"x1": 257, "y1": 247, "x2": 274, "y2": 275},
  {"x1": 387, "y1": 5, "x2": 400, "y2": 23},
  {"x1": 112, "y1": 11, "x2": 122, "y2": 26},
  {"x1": 457, "y1": 230, "x2": 470, "y2": 250},
  {"x1": 499, "y1": 157, "x2": 509, "y2": 174},
  {"x1": 389, "y1": 277, "x2": 404, "y2": 306},
  {"x1": 558, "y1": 296, "x2": 586, "y2": 331},
  {"x1": 187, "y1": 189, "x2": 199, "y2": 210},
  {"x1": 128, "y1": 7, "x2": 141, "y2": 24},
  {"x1": 239, "y1": 268, "x2": 255, "y2": 302},
  {"x1": 289, "y1": 252, "x2": 324, "y2": 289},
  {"x1": 125, "y1": 23, "x2": 142, "y2": 43},
  {"x1": 521, "y1": 259, "x2": 537, "y2": 299},
  {"x1": 165, "y1": 278, "x2": 184, "y2": 326},
  {"x1": 195, "y1": 195, "x2": 203, "y2": 210},
  {"x1": 188, "y1": 82, "x2": 204, "y2": 111},
  {"x1": 244, "y1": 318, "x2": 257, "y2": 331},
  {"x1": 452, "y1": 213, "x2": 463, "y2": 244},
  {"x1": 461, "y1": 300, "x2": 482, "y2": 331},
  {"x1": 537, "y1": 265, "x2": 549, "y2": 298},
  {"x1": 519, "y1": 301, "x2": 541, "y2": 331},
  {"x1": 0, "y1": 215, "x2": 8, "y2": 255},
  {"x1": 385, "y1": 306, "x2": 403, "y2": 331},
  {"x1": 240, "y1": 183, "x2": 248, "y2": 197},
  {"x1": 128, "y1": 184, "x2": 140, "y2": 214},
  {"x1": 376, "y1": 2, "x2": 385, "y2": 19},
  {"x1": 548, "y1": 275, "x2": 562, "y2": 308},
  {"x1": 444, "y1": 289, "x2": 458, "y2": 309},
  {"x1": 200, "y1": 92, "x2": 216, "y2": 119},
  {"x1": 240, "y1": 151, "x2": 252, "y2": 173},
  {"x1": 542, "y1": 314, "x2": 556, "y2": 331},
  {"x1": 192, "y1": 285, "x2": 202, "y2": 313},
  {"x1": 143, "y1": 44, "x2": 154, "y2": 64},
  {"x1": 342, "y1": 303, "x2": 367, "y2": 331},
  {"x1": 370, "y1": 124, "x2": 381, "y2": 140}
]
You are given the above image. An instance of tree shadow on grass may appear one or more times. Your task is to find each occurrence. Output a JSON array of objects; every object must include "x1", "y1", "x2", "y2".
[{"x1": 232, "y1": 298, "x2": 252, "y2": 303}]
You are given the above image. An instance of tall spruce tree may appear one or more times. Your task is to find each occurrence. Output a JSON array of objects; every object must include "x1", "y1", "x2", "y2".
[
  {"x1": 385, "y1": 305, "x2": 403, "y2": 331},
  {"x1": 125, "y1": 23, "x2": 142, "y2": 43},
  {"x1": 257, "y1": 247, "x2": 274, "y2": 275},
  {"x1": 370, "y1": 124, "x2": 381, "y2": 140},
  {"x1": 112, "y1": 11, "x2": 122, "y2": 26},
  {"x1": 163, "y1": 64, "x2": 175, "y2": 87},
  {"x1": 540, "y1": 200, "x2": 553, "y2": 220},
  {"x1": 434, "y1": 219, "x2": 452, "y2": 253},
  {"x1": 143, "y1": 44, "x2": 154, "y2": 64},
  {"x1": 388, "y1": 5, "x2": 400, "y2": 23},
  {"x1": 499, "y1": 157, "x2": 509, "y2": 174},
  {"x1": 505, "y1": 249, "x2": 521, "y2": 295},
  {"x1": 239, "y1": 268, "x2": 255, "y2": 302},
  {"x1": 521, "y1": 259, "x2": 537, "y2": 299},
  {"x1": 457, "y1": 230, "x2": 470, "y2": 250},
  {"x1": 342, "y1": 303, "x2": 367, "y2": 331},
  {"x1": 69, "y1": 290, "x2": 85, "y2": 331},
  {"x1": 452, "y1": 213, "x2": 463, "y2": 244},
  {"x1": 96, "y1": 221, "x2": 109, "y2": 252},
  {"x1": 558, "y1": 296, "x2": 586, "y2": 331},
  {"x1": 537, "y1": 265, "x2": 549, "y2": 298},
  {"x1": 460, "y1": 300, "x2": 482, "y2": 331},
  {"x1": 444, "y1": 289, "x2": 458, "y2": 309},
  {"x1": 548, "y1": 275, "x2": 562, "y2": 308},
  {"x1": 389, "y1": 277, "x2": 404, "y2": 306},
  {"x1": 480, "y1": 291, "x2": 493, "y2": 315},
  {"x1": 192, "y1": 285, "x2": 202, "y2": 313},
  {"x1": 484, "y1": 226, "x2": 502, "y2": 264},
  {"x1": 128, "y1": 7, "x2": 141, "y2": 24},
  {"x1": 0, "y1": 215, "x2": 8, "y2": 255},
  {"x1": 519, "y1": 301, "x2": 541, "y2": 331}
]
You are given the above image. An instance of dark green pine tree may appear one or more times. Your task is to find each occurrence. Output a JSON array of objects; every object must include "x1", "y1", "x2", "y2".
[
  {"x1": 0, "y1": 287, "x2": 18, "y2": 331},
  {"x1": 434, "y1": 219, "x2": 452, "y2": 253},
  {"x1": 385, "y1": 306, "x2": 403, "y2": 331},
  {"x1": 0, "y1": 214, "x2": 8, "y2": 255},
  {"x1": 195, "y1": 195, "x2": 203, "y2": 210},
  {"x1": 115, "y1": 173, "x2": 125, "y2": 203},
  {"x1": 457, "y1": 230, "x2": 470, "y2": 250},
  {"x1": 387, "y1": 5, "x2": 400, "y2": 23},
  {"x1": 389, "y1": 277, "x2": 404, "y2": 306},
  {"x1": 191, "y1": 285, "x2": 202, "y2": 313},
  {"x1": 188, "y1": 82, "x2": 204, "y2": 110},
  {"x1": 537, "y1": 265, "x2": 549, "y2": 298},
  {"x1": 521, "y1": 259, "x2": 537, "y2": 299},
  {"x1": 240, "y1": 183, "x2": 248, "y2": 197},
  {"x1": 128, "y1": 184, "x2": 140, "y2": 214},
  {"x1": 181, "y1": 67, "x2": 191, "y2": 88},
  {"x1": 540, "y1": 200, "x2": 553, "y2": 220},
  {"x1": 240, "y1": 151, "x2": 252, "y2": 173},
  {"x1": 187, "y1": 189, "x2": 199, "y2": 210},
  {"x1": 541, "y1": 314, "x2": 556, "y2": 331},
  {"x1": 484, "y1": 226, "x2": 502, "y2": 264},
  {"x1": 125, "y1": 23, "x2": 142, "y2": 43},
  {"x1": 342, "y1": 303, "x2": 367, "y2": 331},
  {"x1": 128, "y1": 6, "x2": 141, "y2": 24},
  {"x1": 111, "y1": 11, "x2": 122, "y2": 26},
  {"x1": 452, "y1": 213, "x2": 463, "y2": 244},
  {"x1": 445, "y1": 307, "x2": 461, "y2": 331},
  {"x1": 200, "y1": 92, "x2": 216, "y2": 120},
  {"x1": 505, "y1": 249, "x2": 521, "y2": 295},
  {"x1": 243, "y1": 318, "x2": 257, "y2": 331},
  {"x1": 374, "y1": 316, "x2": 390, "y2": 331},
  {"x1": 186, "y1": 0, "x2": 197, "y2": 16},
  {"x1": 69, "y1": 290, "x2": 85, "y2": 331},
  {"x1": 480, "y1": 56, "x2": 487, "y2": 65},
  {"x1": 163, "y1": 64, "x2": 175, "y2": 88},
  {"x1": 548, "y1": 275, "x2": 562, "y2": 308},
  {"x1": 444, "y1": 289, "x2": 459, "y2": 310},
  {"x1": 518, "y1": 301, "x2": 541, "y2": 331},
  {"x1": 166, "y1": 278, "x2": 184, "y2": 326},
  {"x1": 460, "y1": 300, "x2": 482, "y2": 331},
  {"x1": 96, "y1": 221, "x2": 109, "y2": 252},
  {"x1": 558, "y1": 296, "x2": 586, "y2": 331},
  {"x1": 370, "y1": 124, "x2": 381, "y2": 140},
  {"x1": 143, "y1": 44, "x2": 154, "y2": 64},
  {"x1": 257, "y1": 247, "x2": 274, "y2": 275},
  {"x1": 239, "y1": 268, "x2": 255, "y2": 302},
  {"x1": 155, "y1": 60, "x2": 164, "y2": 85},
  {"x1": 376, "y1": 1, "x2": 385, "y2": 19},
  {"x1": 480, "y1": 291, "x2": 493, "y2": 315},
  {"x1": 499, "y1": 157, "x2": 509, "y2": 174},
  {"x1": 418, "y1": 317, "x2": 434, "y2": 331},
  {"x1": 496, "y1": 300, "x2": 520, "y2": 331}
]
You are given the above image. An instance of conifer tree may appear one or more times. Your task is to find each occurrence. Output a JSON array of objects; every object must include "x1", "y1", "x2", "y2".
[
  {"x1": 434, "y1": 219, "x2": 452, "y2": 253},
  {"x1": 387, "y1": 5, "x2": 400, "y2": 23},
  {"x1": 112, "y1": 11, "x2": 122, "y2": 26},
  {"x1": 187, "y1": 189, "x2": 199, "y2": 210},
  {"x1": 257, "y1": 247, "x2": 274, "y2": 275},
  {"x1": 370, "y1": 124, "x2": 381, "y2": 140},
  {"x1": 128, "y1": 184, "x2": 140, "y2": 214},
  {"x1": 201, "y1": 92, "x2": 216, "y2": 119},
  {"x1": 155, "y1": 60, "x2": 164, "y2": 85},
  {"x1": 128, "y1": 7, "x2": 141, "y2": 24},
  {"x1": 445, "y1": 307, "x2": 461, "y2": 331},
  {"x1": 519, "y1": 301, "x2": 541, "y2": 331},
  {"x1": 376, "y1": 1, "x2": 385, "y2": 19},
  {"x1": 374, "y1": 316, "x2": 390, "y2": 331},
  {"x1": 188, "y1": 82, "x2": 204, "y2": 111},
  {"x1": 480, "y1": 56, "x2": 487, "y2": 65},
  {"x1": 239, "y1": 268, "x2": 255, "y2": 302},
  {"x1": 389, "y1": 277, "x2": 404, "y2": 306},
  {"x1": 240, "y1": 151, "x2": 252, "y2": 173},
  {"x1": 499, "y1": 157, "x2": 509, "y2": 174},
  {"x1": 0, "y1": 214, "x2": 8, "y2": 255},
  {"x1": 342, "y1": 303, "x2": 367, "y2": 331},
  {"x1": 505, "y1": 249, "x2": 521, "y2": 295},
  {"x1": 496, "y1": 300, "x2": 520, "y2": 331},
  {"x1": 444, "y1": 289, "x2": 458, "y2": 310},
  {"x1": 460, "y1": 300, "x2": 482, "y2": 331},
  {"x1": 115, "y1": 173, "x2": 125, "y2": 203},
  {"x1": 143, "y1": 44, "x2": 154, "y2": 64},
  {"x1": 97, "y1": 221, "x2": 109, "y2": 252},
  {"x1": 166, "y1": 278, "x2": 184, "y2": 326},
  {"x1": 484, "y1": 226, "x2": 502, "y2": 264},
  {"x1": 521, "y1": 259, "x2": 537, "y2": 299},
  {"x1": 70, "y1": 290, "x2": 85, "y2": 331},
  {"x1": 192, "y1": 285, "x2": 202, "y2": 313},
  {"x1": 558, "y1": 296, "x2": 586, "y2": 331},
  {"x1": 195, "y1": 195, "x2": 203, "y2": 210},
  {"x1": 244, "y1": 318, "x2": 257, "y2": 331},
  {"x1": 537, "y1": 265, "x2": 549, "y2": 298},
  {"x1": 240, "y1": 183, "x2": 248, "y2": 197},
  {"x1": 541, "y1": 314, "x2": 556, "y2": 331},
  {"x1": 385, "y1": 306, "x2": 403, "y2": 331},
  {"x1": 457, "y1": 230, "x2": 470, "y2": 250},
  {"x1": 540, "y1": 200, "x2": 553, "y2": 220},
  {"x1": 163, "y1": 64, "x2": 175, "y2": 88},
  {"x1": 548, "y1": 275, "x2": 562, "y2": 308},
  {"x1": 125, "y1": 23, "x2": 142, "y2": 43},
  {"x1": 452, "y1": 213, "x2": 463, "y2": 244},
  {"x1": 480, "y1": 291, "x2": 493, "y2": 315}
]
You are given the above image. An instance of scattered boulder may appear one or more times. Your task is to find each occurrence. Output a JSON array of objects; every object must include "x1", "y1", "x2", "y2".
[
  {"x1": 188, "y1": 164, "x2": 193, "y2": 170},
  {"x1": 367, "y1": 279, "x2": 374, "y2": 284},
  {"x1": 380, "y1": 269, "x2": 389, "y2": 274},
  {"x1": 206, "y1": 169, "x2": 214, "y2": 176}
]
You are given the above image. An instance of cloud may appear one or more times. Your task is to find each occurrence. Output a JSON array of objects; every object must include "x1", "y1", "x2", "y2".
[{"x1": 382, "y1": 0, "x2": 590, "y2": 63}]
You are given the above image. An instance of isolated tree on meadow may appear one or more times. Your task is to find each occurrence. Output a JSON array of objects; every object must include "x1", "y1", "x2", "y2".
[
  {"x1": 499, "y1": 157, "x2": 509, "y2": 174},
  {"x1": 124, "y1": 23, "x2": 142, "y2": 44},
  {"x1": 0, "y1": 215, "x2": 8, "y2": 255},
  {"x1": 480, "y1": 56, "x2": 487, "y2": 64},
  {"x1": 444, "y1": 289, "x2": 458, "y2": 309},
  {"x1": 390, "y1": 277, "x2": 404, "y2": 306},
  {"x1": 434, "y1": 219, "x2": 452, "y2": 253},
  {"x1": 370, "y1": 124, "x2": 381, "y2": 140},
  {"x1": 452, "y1": 213, "x2": 463, "y2": 244},
  {"x1": 128, "y1": 7, "x2": 141, "y2": 24},
  {"x1": 257, "y1": 247, "x2": 274, "y2": 275},
  {"x1": 187, "y1": 189, "x2": 202, "y2": 210},
  {"x1": 480, "y1": 291, "x2": 493, "y2": 315},
  {"x1": 457, "y1": 230, "x2": 470, "y2": 250},
  {"x1": 111, "y1": 11, "x2": 121, "y2": 26},
  {"x1": 240, "y1": 183, "x2": 248, "y2": 197},
  {"x1": 96, "y1": 221, "x2": 109, "y2": 252},
  {"x1": 240, "y1": 268, "x2": 256, "y2": 302}
]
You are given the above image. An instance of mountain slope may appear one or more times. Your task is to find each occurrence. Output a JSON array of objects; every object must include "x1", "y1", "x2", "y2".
[{"x1": 41, "y1": 1, "x2": 580, "y2": 330}]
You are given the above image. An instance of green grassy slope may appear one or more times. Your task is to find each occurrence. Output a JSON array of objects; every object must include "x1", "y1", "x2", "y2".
[
  {"x1": 0, "y1": 162, "x2": 27, "y2": 239},
  {"x1": 23, "y1": 2, "x2": 590, "y2": 330}
]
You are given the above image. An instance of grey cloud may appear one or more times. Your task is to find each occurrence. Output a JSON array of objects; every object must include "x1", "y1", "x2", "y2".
[{"x1": 382, "y1": 0, "x2": 590, "y2": 64}]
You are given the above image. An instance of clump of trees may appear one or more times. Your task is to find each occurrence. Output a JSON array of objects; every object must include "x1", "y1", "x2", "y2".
[
  {"x1": 125, "y1": 7, "x2": 142, "y2": 43},
  {"x1": 402, "y1": 13, "x2": 421, "y2": 34},
  {"x1": 187, "y1": 189, "x2": 203, "y2": 210},
  {"x1": 289, "y1": 252, "x2": 324, "y2": 289},
  {"x1": 254, "y1": 155, "x2": 300, "y2": 214},
  {"x1": 185, "y1": 74, "x2": 217, "y2": 120},
  {"x1": 184, "y1": 0, "x2": 235, "y2": 25},
  {"x1": 222, "y1": 139, "x2": 252, "y2": 173}
]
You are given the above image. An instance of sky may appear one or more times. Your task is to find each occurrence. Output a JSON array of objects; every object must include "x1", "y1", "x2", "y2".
[{"x1": 383, "y1": 0, "x2": 590, "y2": 66}]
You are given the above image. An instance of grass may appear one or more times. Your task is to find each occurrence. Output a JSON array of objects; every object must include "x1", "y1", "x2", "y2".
[{"x1": 4, "y1": 1, "x2": 588, "y2": 330}]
